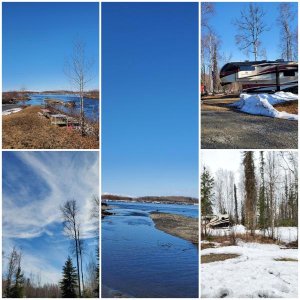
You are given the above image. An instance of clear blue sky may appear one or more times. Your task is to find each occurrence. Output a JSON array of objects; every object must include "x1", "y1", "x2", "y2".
[
  {"x1": 2, "y1": 152, "x2": 99, "y2": 284},
  {"x1": 203, "y1": 2, "x2": 298, "y2": 61},
  {"x1": 3, "y1": 2, "x2": 99, "y2": 91},
  {"x1": 102, "y1": 3, "x2": 198, "y2": 198}
]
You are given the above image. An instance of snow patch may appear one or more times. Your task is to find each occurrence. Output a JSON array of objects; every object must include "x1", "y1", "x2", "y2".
[
  {"x1": 201, "y1": 241, "x2": 298, "y2": 298},
  {"x1": 2, "y1": 108, "x2": 23, "y2": 116},
  {"x1": 230, "y1": 92, "x2": 298, "y2": 120}
]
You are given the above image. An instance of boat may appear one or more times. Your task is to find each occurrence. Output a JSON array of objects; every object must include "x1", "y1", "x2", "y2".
[{"x1": 220, "y1": 59, "x2": 298, "y2": 93}]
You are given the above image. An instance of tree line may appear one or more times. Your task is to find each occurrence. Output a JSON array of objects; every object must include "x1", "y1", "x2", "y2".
[
  {"x1": 201, "y1": 151, "x2": 298, "y2": 240},
  {"x1": 201, "y1": 2, "x2": 298, "y2": 94},
  {"x1": 2, "y1": 196, "x2": 99, "y2": 298}
]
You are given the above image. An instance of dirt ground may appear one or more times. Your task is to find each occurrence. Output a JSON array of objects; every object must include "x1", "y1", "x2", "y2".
[
  {"x1": 201, "y1": 96, "x2": 298, "y2": 149},
  {"x1": 150, "y1": 212, "x2": 199, "y2": 244},
  {"x1": 2, "y1": 106, "x2": 99, "y2": 149}
]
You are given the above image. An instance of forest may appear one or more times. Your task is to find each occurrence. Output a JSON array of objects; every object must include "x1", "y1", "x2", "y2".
[
  {"x1": 2, "y1": 196, "x2": 99, "y2": 298},
  {"x1": 201, "y1": 151, "x2": 298, "y2": 242}
]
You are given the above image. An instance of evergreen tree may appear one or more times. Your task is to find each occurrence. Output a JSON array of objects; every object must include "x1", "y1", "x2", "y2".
[
  {"x1": 201, "y1": 167, "x2": 214, "y2": 236},
  {"x1": 11, "y1": 266, "x2": 25, "y2": 298},
  {"x1": 243, "y1": 151, "x2": 257, "y2": 235},
  {"x1": 201, "y1": 167, "x2": 214, "y2": 215},
  {"x1": 60, "y1": 256, "x2": 78, "y2": 298}
]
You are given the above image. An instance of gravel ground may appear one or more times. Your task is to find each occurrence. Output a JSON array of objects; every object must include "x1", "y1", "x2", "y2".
[{"x1": 201, "y1": 110, "x2": 298, "y2": 149}]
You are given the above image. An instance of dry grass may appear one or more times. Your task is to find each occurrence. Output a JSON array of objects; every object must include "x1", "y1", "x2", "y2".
[
  {"x1": 2, "y1": 106, "x2": 99, "y2": 149},
  {"x1": 274, "y1": 101, "x2": 298, "y2": 114},
  {"x1": 274, "y1": 258, "x2": 297, "y2": 262},
  {"x1": 201, "y1": 253, "x2": 240, "y2": 264},
  {"x1": 202, "y1": 233, "x2": 277, "y2": 248},
  {"x1": 201, "y1": 242, "x2": 218, "y2": 250}
]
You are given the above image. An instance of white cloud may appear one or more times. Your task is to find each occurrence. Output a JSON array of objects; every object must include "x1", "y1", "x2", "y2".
[{"x1": 3, "y1": 152, "x2": 99, "y2": 239}]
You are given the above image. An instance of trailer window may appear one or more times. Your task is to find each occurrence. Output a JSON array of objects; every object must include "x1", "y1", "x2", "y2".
[
  {"x1": 283, "y1": 70, "x2": 296, "y2": 76},
  {"x1": 239, "y1": 65, "x2": 255, "y2": 71}
]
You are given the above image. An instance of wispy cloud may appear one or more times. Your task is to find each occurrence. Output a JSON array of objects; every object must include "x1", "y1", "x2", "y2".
[
  {"x1": 3, "y1": 152, "x2": 99, "y2": 239},
  {"x1": 2, "y1": 152, "x2": 99, "y2": 284}
]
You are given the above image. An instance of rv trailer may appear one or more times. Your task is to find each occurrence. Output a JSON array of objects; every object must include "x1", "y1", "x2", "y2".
[
  {"x1": 202, "y1": 214, "x2": 231, "y2": 229},
  {"x1": 220, "y1": 60, "x2": 298, "y2": 93}
]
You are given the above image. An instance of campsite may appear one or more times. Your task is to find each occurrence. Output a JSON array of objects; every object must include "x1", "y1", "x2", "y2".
[{"x1": 201, "y1": 2, "x2": 298, "y2": 149}]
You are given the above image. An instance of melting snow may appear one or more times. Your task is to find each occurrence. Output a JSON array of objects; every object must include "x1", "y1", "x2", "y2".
[
  {"x1": 201, "y1": 241, "x2": 298, "y2": 298},
  {"x1": 2, "y1": 108, "x2": 23, "y2": 115},
  {"x1": 230, "y1": 92, "x2": 298, "y2": 120}
]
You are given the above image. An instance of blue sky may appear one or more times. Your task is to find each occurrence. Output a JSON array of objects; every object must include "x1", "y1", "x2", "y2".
[
  {"x1": 2, "y1": 152, "x2": 99, "y2": 284},
  {"x1": 203, "y1": 2, "x2": 298, "y2": 61},
  {"x1": 102, "y1": 3, "x2": 198, "y2": 198},
  {"x1": 2, "y1": 2, "x2": 99, "y2": 91}
]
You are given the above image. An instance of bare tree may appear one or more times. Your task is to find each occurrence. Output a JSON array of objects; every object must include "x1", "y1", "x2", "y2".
[
  {"x1": 65, "y1": 40, "x2": 94, "y2": 136},
  {"x1": 60, "y1": 200, "x2": 82, "y2": 297},
  {"x1": 277, "y1": 3, "x2": 296, "y2": 61},
  {"x1": 234, "y1": 3, "x2": 269, "y2": 60}
]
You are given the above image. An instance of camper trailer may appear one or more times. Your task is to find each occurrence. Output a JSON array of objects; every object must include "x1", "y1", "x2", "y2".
[
  {"x1": 220, "y1": 60, "x2": 298, "y2": 93},
  {"x1": 202, "y1": 214, "x2": 231, "y2": 229}
]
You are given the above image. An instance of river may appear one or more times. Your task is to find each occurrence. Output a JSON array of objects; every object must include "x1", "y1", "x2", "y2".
[
  {"x1": 27, "y1": 94, "x2": 99, "y2": 120},
  {"x1": 102, "y1": 201, "x2": 199, "y2": 298}
]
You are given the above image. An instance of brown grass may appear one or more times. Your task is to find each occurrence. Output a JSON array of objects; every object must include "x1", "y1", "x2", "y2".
[
  {"x1": 202, "y1": 253, "x2": 240, "y2": 264},
  {"x1": 2, "y1": 106, "x2": 99, "y2": 149},
  {"x1": 202, "y1": 233, "x2": 277, "y2": 247},
  {"x1": 274, "y1": 101, "x2": 298, "y2": 114},
  {"x1": 201, "y1": 242, "x2": 218, "y2": 250},
  {"x1": 274, "y1": 258, "x2": 297, "y2": 262}
]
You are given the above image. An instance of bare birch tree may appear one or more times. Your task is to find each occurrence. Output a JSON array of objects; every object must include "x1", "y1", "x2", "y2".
[
  {"x1": 277, "y1": 3, "x2": 296, "y2": 61},
  {"x1": 61, "y1": 200, "x2": 82, "y2": 297},
  {"x1": 234, "y1": 3, "x2": 268, "y2": 60},
  {"x1": 65, "y1": 40, "x2": 94, "y2": 136}
]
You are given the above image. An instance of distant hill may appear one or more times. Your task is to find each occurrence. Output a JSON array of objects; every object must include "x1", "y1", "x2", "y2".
[{"x1": 101, "y1": 194, "x2": 198, "y2": 205}]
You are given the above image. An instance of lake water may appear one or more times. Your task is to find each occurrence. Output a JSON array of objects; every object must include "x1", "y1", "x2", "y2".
[
  {"x1": 102, "y1": 201, "x2": 199, "y2": 298},
  {"x1": 27, "y1": 94, "x2": 99, "y2": 120}
]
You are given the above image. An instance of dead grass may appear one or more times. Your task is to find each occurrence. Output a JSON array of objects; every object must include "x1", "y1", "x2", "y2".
[
  {"x1": 201, "y1": 242, "x2": 217, "y2": 250},
  {"x1": 274, "y1": 101, "x2": 298, "y2": 114},
  {"x1": 201, "y1": 96, "x2": 240, "y2": 112},
  {"x1": 2, "y1": 106, "x2": 99, "y2": 149},
  {"x1": 274, "y1": 257, "x2": 297, "y2": 262},
  {"x1": 202, "y1": 233, "x2": 277, "y2": 247},
  {"x1": 202, "y1": 253, "x2": 240, "y2": 264}
]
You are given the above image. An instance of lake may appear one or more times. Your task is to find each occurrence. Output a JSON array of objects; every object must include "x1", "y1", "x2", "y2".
[
  {"x1": 27, "y1": 94, "x2": 99, "y2": 120},
  {"x1": 102, "y1": 201, "x2": 199, "y2": 298}
]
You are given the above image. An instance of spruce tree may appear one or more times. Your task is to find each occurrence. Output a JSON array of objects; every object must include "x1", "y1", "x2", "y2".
[
  {"x1": 243, "y1": 151, "x2": 257, "y2": 235},
  {"x1": 60, "y1": 256, "x2": 78, "y2": 298},
  {"x1": 201, "y1": 167, "x2": 214, "y2": 236},
  {"x1": 11, "y1": 266, "x2": 25, "y2": 298},
  {"x1": 201, "y1": 167, "x2": 214, "y2": 216}
]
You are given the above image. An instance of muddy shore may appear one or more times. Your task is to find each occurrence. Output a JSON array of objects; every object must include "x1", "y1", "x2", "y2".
[{"x1": 150, "y1": 212, "x2": 198, "y2": 244}]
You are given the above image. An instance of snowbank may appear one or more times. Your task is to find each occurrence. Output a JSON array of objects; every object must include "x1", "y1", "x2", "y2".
[
  {"x1": 230, "y1": 92, "x2": 298, "y2": 120},
  {"x1": 2, "y1": 108, "x2": 23, "y2": 116},
  {"x1": 208, "y1": 226, "x2": 297, "y2": 243},
  {"x1": 201, "y1": 241, "x2": 298, "y2": 298}
]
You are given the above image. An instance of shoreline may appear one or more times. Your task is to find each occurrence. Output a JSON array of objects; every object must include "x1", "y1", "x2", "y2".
[{"x1": 150, "y1": 212, "x2": 199, "y2": 244}]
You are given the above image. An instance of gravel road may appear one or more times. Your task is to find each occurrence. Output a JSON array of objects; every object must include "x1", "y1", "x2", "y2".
[{"x1": 201, "y1": 110, "x2": 298, "y2": 149}]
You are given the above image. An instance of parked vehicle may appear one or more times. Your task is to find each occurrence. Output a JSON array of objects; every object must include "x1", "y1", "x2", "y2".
[{"x1": 220, "y1": 59, "x2": 298, "y2": 93}]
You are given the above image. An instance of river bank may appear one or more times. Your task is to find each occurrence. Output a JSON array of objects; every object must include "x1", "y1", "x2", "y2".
[
  {"x1": 3, "y1": 106, "x2": 99, "y2": 149},
  {"x1": 150, "y1": 212, "x2": 199, "y2": 244},
  {"x1": 102, "y1": 201, "x2": 198, "y2": 298}
]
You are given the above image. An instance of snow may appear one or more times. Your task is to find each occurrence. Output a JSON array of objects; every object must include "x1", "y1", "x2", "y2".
[
  {"x1": 201, "y1": 241, "x2": 298, "y2": 298},
  {"x1": 2, "y1": 108, "x2": 23, "y2": 115},
  {"x1": 230, "y1": 92, "x2": 298, "y2": 120},
  {"x1": 208, "y1": 226, "x2": 298, "y2": 243}
]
